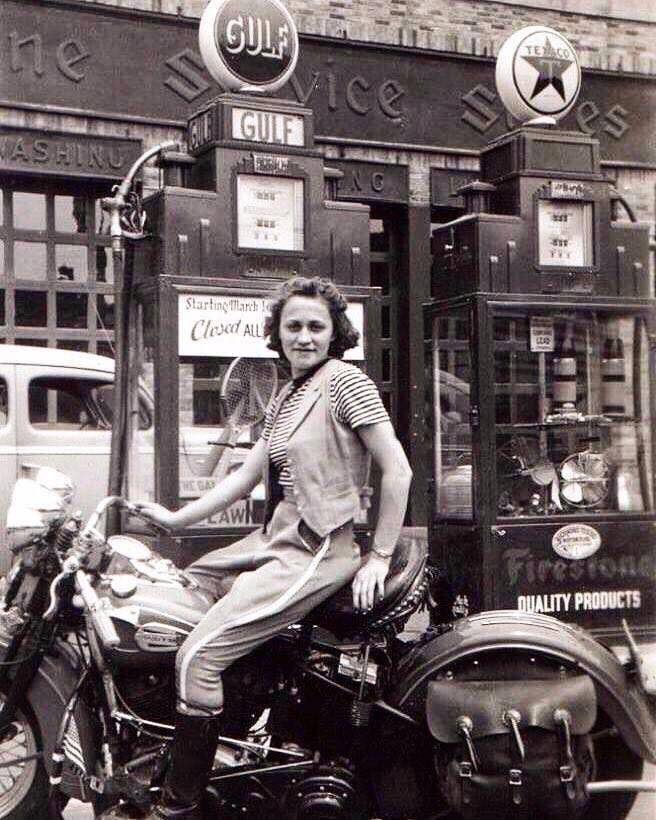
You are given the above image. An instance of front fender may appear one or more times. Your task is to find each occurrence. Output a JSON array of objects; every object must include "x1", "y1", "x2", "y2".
[
  {"x1": 0, "y1": 628, "x2": 100, "y2": 800},
  {"x1": 392, "y1": 610, "x2": 656, "y2": 763}
]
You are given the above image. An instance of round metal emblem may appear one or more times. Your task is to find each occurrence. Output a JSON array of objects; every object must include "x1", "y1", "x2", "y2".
[
  {"x1": 495, "y1": 26, "x2": 581, "y2": 124},
  {"x1": 199, "y1": 0, "x2": 299, "y2": 93},
  {"x1": 552, "y1": 524, "x2": 601, "y2": 560}
]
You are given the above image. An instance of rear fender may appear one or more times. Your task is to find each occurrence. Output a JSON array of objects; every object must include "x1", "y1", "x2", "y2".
[
  {"x1": 0, "y1": 630, "x2": 100, "y2": 800},
  {"x1": 392, "y1": 610, "x2": 656, "y2": 763}
]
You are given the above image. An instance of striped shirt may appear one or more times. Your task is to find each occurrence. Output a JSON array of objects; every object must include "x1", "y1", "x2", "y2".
[{"x1": 262, "y1": 362, "x2": 389, "y2": 489}]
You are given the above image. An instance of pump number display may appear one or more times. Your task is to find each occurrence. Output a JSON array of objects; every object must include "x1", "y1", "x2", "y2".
[
  {"x1": 237, "y1": 174, "x2": 304, "y2": 252},
  {"x1": 537, "y1": 199, "x2": 593, "y2": 267}
]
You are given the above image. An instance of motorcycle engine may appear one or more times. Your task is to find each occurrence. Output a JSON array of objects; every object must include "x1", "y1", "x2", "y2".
[{"x1": 283, "y1": 763, "x2": 356, "y2": 819}]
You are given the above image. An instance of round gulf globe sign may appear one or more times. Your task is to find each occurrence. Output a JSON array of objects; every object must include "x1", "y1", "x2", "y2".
[
  {"x1": 495, "y1": 26, "x2": 581, "y2": 124},
  {"x1": 199, "y1": 0, "x2": 299, "y2": 93}
]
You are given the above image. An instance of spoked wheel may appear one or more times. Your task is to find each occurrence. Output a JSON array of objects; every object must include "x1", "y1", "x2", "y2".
[
  {"x1": 0, "y1": 699, "x2": 49, "y2": 819},
  {"x1": 583, "y1": 725, "x2": 645, "y2": 820}
]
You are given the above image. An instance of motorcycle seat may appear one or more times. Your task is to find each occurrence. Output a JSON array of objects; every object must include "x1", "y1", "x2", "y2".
[{"x1": 308, "y1": 534, "x2": 428, "y2": 637}]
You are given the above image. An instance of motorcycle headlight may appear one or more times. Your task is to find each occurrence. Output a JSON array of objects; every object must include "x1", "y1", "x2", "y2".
[{"x1": 6, "y1": 478, "x2": 67, "y2": 551}]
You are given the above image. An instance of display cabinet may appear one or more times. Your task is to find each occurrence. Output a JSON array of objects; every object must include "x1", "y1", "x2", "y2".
[{"x1": 426, "y1": 293, "x2": 655, "y2": 639}]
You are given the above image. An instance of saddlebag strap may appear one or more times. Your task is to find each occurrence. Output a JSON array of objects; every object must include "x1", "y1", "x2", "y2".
[
  {"x1": 458, "y1": 759, "x2": 473, "y2": 809},
  {"x1": 505, "y1": 710, "x2": 526, "y2": 815},
  {"x1": 554, "y1": 709, "x2": 577, "y2": 802},
  {"x1": 426, "y1": 677, "x2": 597, "y2": 742}
]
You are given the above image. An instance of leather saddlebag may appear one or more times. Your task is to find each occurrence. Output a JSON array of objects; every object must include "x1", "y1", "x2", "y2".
[{"x1": 427, "y1": 677, "x2": 597, "y2": 819}]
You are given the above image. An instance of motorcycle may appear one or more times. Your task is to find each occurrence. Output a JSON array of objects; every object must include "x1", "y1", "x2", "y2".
[{"x1": 0, "y1": 466, "x2": 654, "y2": 819}]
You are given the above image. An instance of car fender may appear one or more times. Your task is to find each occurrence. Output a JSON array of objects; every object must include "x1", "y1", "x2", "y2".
[
  {"x1": 392, "y1": 610, "x2": 656, "y2": 763},
  {"x1": 0, "y1": 630, "x2": 100, "y2": 800}
]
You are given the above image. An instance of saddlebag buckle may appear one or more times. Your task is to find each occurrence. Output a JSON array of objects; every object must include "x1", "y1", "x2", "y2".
[
  {"x1": 459, "y1": 761, "x2": 473, "y2": 779},
  {"x1": 508, "y1": 768, "x2": 522, "y2": 786},
  {"x1": 559, "y1": 765, "x2": 574, "y2": 784}
]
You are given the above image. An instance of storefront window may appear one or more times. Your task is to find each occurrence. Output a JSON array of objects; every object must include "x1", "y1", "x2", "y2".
[
  {"x1": 56, "y1": 292, "x2": 88, "y2": 328},
  {"x1": 56, "y1": 244, "x2": 88, "y2": 282},
  {"x1": 0, "y1": 185, "x2": 113, "y2": 352},
  {"x1": 13, "y1": 193, "x2": 46, "y2": 231},
  {"x1": 14, "y1": 242, "x2": 47, "y2": 280},
  {"x1": 55, "y1": 195, "x2": 88, "y2": 233},
  {"x1": 94, "y1": 197, "x2": 109, "y2": 235},
  {"x1": 96, "y1": 294, "x2": 115, "y2": 330},
  {"x1": 15, "y1": 290, "x2": 47, "y2": 327},
  {"x1": 95, "y1": 245, "x2": 113, "y2": 283},
  {"x1": 432, "y1": 309, "x2": 473, "y2": 519},
  {"x1": 493, "y1": 310, "x2": 654, "y2": 517},
  {"x1": 57, "y1": 340, "x2": 88, "y2": 353}
]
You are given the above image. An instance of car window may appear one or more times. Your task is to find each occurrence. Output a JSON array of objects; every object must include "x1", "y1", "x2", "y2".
[
  {"x1": 0, "y1": 379, "x2": 7, "y2": 427},
  {"x1": 29, "y1": 377, "x2": 111, "y2": 431},
  {"x1": 92, "y1": 384, "x2": 152, "y2": 431},
  {"x1": 28, "y1": 378, "x2": 152, "y2": 432}
]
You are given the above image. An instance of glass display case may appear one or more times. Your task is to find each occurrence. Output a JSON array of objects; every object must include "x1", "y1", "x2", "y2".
[{"x1": 427, "y1": 294, "x2": 656, "y2": 638}]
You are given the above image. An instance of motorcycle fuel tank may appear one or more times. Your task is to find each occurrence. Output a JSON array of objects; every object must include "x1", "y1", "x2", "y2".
[{"x1": 98, "y1": 575, "x2": 211, "y2": 668}]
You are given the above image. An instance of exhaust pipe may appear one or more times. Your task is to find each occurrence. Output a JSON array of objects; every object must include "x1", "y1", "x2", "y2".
[{"x1": 587, "y1": 780, "x2": 656, "y2": 794}]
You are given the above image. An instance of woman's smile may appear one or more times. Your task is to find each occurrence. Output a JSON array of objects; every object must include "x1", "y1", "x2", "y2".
[{"x1": 279, "y1": 295, "x2": 334, "y2": 378}]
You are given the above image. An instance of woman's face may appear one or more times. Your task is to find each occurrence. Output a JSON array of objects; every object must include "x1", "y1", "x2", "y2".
[{"x1": 279, "y1": 295, "x2": 334, "y2": 377}]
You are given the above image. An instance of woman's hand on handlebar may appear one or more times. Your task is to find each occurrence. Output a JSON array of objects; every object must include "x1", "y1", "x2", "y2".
[
  {"x1": 352, "y1": 553, "x2": 390, "y2": 612},
  {"x1": 129, "y1": 501, "x2": 177, "y2": 533}
]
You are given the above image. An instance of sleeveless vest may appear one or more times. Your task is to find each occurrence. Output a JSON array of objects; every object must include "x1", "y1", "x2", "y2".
[{"x1": 263, "y1": 359, "x2": 372, "y2": 537}]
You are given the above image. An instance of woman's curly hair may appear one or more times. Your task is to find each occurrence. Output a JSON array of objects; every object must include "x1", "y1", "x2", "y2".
[{"x1": 265, "y1": 276, "x2": 360, "y2": 360}]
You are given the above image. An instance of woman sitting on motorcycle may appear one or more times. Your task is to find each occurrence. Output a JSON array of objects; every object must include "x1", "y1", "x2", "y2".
[{"x1": 109, "y1": 275, "x2": 413, "y2": 820}]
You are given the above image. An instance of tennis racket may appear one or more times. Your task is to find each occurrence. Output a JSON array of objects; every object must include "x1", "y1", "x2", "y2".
[{"x1": 202, "y1": 357, "x2": 278, "y2": 480}]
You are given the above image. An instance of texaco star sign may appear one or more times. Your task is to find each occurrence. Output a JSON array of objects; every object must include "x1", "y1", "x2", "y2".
[{"x1": 496, "y1": 26, "x2": 582, "y2": 123}]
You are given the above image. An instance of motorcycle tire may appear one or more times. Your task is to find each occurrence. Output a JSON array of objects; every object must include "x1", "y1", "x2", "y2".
[
  {"x1": 584, "y1": 728, "x2": 644, "y2": 820},
  {"x1": 0, "y1": 694, "x2": 51, "y2": 819}
]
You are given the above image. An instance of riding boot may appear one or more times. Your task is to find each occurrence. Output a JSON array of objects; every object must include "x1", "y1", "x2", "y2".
[
  {"x1": 149, "y1": 710, "x2": 223, "y2": 819},
  {"x1": 99, "y1": 711, "x2": 222, "y2": 820}
]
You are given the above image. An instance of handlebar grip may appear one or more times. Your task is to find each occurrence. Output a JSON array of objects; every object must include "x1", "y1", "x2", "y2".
[
  {"x1": 75, "y1": 570, "x2": 120, "y2": 648},
  {"x1": 89, "y1": 610, "x2": 121, "y2": 649}
]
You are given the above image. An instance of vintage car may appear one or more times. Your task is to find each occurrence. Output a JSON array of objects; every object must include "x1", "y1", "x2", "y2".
[{"x1": 0, "y1": 345, "x2": 251, "y2": 573}]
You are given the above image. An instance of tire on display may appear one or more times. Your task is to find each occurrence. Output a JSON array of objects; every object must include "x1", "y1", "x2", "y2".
[
  {"x1": 584, "y1": 726, "x2": 644, "y2": 820},
  {"x1": 0, "y1": 696, "x2": 50, "y2": 819}
]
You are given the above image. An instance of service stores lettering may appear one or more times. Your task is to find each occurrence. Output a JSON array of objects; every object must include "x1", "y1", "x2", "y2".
[
  {"x1": 178, "y1": 293, "x2": 365, "y2": 359},
  {"x1": 1, "y1": 1, "x2": 653, "y2": 166}
]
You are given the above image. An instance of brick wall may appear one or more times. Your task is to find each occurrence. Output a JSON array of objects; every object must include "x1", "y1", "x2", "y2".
[
  {"x1": 16, "y1": 3, "x2": 656, "y2": 233},
  {"x1": 78, "y1": 0, "x2": 656, "y2": 73}
]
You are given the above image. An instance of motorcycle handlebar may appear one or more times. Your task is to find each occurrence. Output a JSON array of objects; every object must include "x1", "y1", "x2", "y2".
[
  {"x1": 80, "y1": 496, "x2": 170, "y2": 542},
  {"x1": 79, "y1": 495, "x2": 125, "y2": 540},
  {"x1": 75, "y1": 569, "x2": 120, "y2": 648}
]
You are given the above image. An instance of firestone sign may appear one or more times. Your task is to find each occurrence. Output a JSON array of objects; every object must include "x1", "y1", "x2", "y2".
[{"x1": 199, "y1": 0, "x2": 299, "y2": 93}]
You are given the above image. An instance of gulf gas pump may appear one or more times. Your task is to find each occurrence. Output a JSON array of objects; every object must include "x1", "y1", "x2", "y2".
[
  {"x1": 426, "y1": 25, "x2": 656, "y2": 650},
  {"x1": 107, "y1": 0, "x2": 380, "y2": 564}
]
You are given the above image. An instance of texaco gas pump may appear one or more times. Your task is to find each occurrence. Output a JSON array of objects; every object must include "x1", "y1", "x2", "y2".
[
  {"x1": 108, "y1": 0, "x2": 378, "y2": 565},
  {"x1": 426, "y1": 26, "x2": 656, "y2": 647}
]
